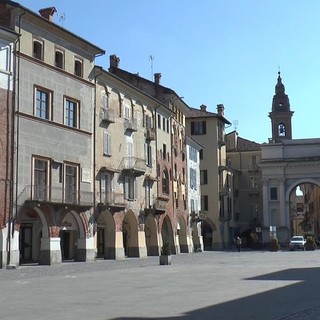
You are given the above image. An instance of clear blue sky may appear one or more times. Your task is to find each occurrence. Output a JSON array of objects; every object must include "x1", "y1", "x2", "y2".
[{"x1": 19, "y1": 0, "x2": 320, "y2": 143}]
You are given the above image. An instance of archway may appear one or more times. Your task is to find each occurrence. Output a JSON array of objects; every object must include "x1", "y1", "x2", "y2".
[
  {"x1": 202, "y1": 219, "x2": 216, "y2": 251},
  {"x1": 96, "y1": 210, "x2": 116, "y2": 259},
  {"x1": 144, "y1": 215, "x2": 159, "y2": 256},
  {"x1": 161, "y1": 215, "x2": 175, "y2": 254},
  {"x1": 177, "y1": 216, "x2": 188, "y2": 253},
  {"x1": 122, "y1": 210, "x2": 139, "y2": 257}
]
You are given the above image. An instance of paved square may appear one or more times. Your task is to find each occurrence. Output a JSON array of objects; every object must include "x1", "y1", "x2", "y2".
[{"x1": 1, "y1": 250, "x2": 320, "y2": 319}]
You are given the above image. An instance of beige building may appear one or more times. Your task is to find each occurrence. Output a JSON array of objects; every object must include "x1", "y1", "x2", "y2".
[
  {"x1": 226, "y1": 131, "x2": 263, "y2": 247},
  {"x1": 94, "y1": 66, "x2": 174, "y2": 258},
  {"x1": 186, "y1": 104, "x2": 231, "y2": 250}
]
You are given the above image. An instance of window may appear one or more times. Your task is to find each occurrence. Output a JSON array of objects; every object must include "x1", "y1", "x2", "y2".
[
  {"x1": 166, "y1": 119, "x2": 169, "y2": 133},
  {"x1": 145, "y1": 143, "x2": 152, "y2": 167},
  {"x1": 174, "y1": 163, "x2": 177, "y2": 180},
  {"x1": 250, "y1": 176, "x2": 258, "y2": 189},
  {"x1": 65, "y1": 164, "x2": 78, "y2": 203},
  {"x1": 124, "y1": 104, "x2": 130, "y2": 119},
  {"x1": 124, "y1": 176, "x2": 136, "y2": 200},
  {"x1": 278, "y1": 123, "x2": 286, "y2": 137},
  {"x1": 65, "y1": 98, "x2": 79, "y2": 128},
  {"x1": 74, "y1": 58, "x2": 83, "y2": 77},
  {"x1": 55, "y1": 50, "x2": 64, "y2": 69},
  {"x1": 163, "y1": 117, "x2": 166, "y2": 132},
  {"x1": 33, "y1": 39, "x2": 43, "y2": 60},
  {"x1": 162, "y1": 170, "x2": 169, "y2": 194},
  {"x1": 0, "y1": 43, "x2": 9, "y2": 72},
  {"x1": 199, "y1": 149, "x2": 203, "y2": 160},
  {"x1": 145, "y1": 179, "x2": 153, "y2": 208},
  {"x1": 200, "y1": 170, "x2": 208, "y2": 185},
  {"x1": 201, "y1": 195, "x2": 208, "y2": 211},
  {"x1": 33, "y1": 158, "x2": 49, "y2": 200},
  {"x1": 189, "y1": 146, "x2": 197, "y2": 162},
  {"x1": 163, "y1": 143, "x2": 167, "y2": 160},
  {"x1": 182, "y1": 168, "x2": 185, "y2": 183},
  {"x1": 100, "y1": 171, "x2": 114, "y2": 203},
  {"x1": 102, "y1": 93, "x2": 109, "y2": 109},
  {"x1": 145, "y1": 115, "x2": 152, "y2": 129},
  {"x1": 190, "y1": 199, "x2": 195, "y2": 212},
  {"x1": 35, "y1": 87, "x2": 52, "y2": 120},
  {"x1": 270, "y1": 187, "x2": 278, "y2": 200},
  {"x1": 103, "y1": 132, "x2": 112, "y2": 156},
  {"x1": 191, "y1": 121, "x2": 206, "y2": 135},
  {"x1": 189, "y1": 168, "x2": 197, "y2": 189},
  {"x1": 157, "y1": 114, "x2": 161, "y2": 129}
]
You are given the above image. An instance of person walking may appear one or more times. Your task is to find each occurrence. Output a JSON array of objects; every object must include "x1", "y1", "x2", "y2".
[{"x1": 236, "y1": 236, "x2": 242, "y2": 252}]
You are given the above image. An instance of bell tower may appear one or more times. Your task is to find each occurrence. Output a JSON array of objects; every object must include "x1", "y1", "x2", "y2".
[{"x1": 268, "y1": 72, "x2": 294, "y2": 143}]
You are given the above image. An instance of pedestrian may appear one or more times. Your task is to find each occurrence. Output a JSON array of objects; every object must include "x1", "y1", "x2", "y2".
[{"x1": 236, "y1": 236, "x2": 242, "y2": 252}]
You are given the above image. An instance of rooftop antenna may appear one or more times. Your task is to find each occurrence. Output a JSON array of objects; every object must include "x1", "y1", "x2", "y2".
[
  {"x1": 58, "y1": 12, "x2": 65, "y2": 27},
  {"x1": 233, "y1": 120, "x2": 238, "y2": 131},
  {"x1": 149, "y1": 54, "x2": 154, "y2": 81}
]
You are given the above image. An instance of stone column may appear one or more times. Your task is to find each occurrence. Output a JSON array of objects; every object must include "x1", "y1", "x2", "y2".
[
  {"x1": 39, "y1": 237, "x2": 61, "y2": 265},
  {"x1": 76, "y1": 237, "x2": 95, "y2": 262},
  {"x1": 114, "y1": 230, "x2": 125, "y2": 259},
  {"x1": 279, "y1": 178, "x2": 286, "y2": 226},
  {"x1": 262, "y1": 179, "x2": 270, "y2": 227},
  {"x1": 137, "y1": 230, "x2": 147, "y2": 257}
]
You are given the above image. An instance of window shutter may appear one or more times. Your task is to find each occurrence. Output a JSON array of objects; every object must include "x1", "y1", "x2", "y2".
[
  {"x1": 134, "y1": 178, "x2": 137, "y2": 200},
  {"x1": 203, "y1": 121, "x2": 206, "y2": 134},
  {"x1": 103, "y1": 132, "x2": 108, "y2": 155},
  {"x1": 124, "y1": 176, "x2": 129, "y2": 199},
  {"x1": 108, "y1": 134, "x2": 111, "y2": 155},
  {"x1": 144, "y1": 143, "x2": 148, "y2": 164}
]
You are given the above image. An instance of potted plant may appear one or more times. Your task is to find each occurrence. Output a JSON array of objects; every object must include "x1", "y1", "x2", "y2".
[
  {"x1": 305, "y1": 236, "x2": 316, "y2": 251},
  {"x1": 269, "y1": 237, "x2": 280, "y2": 252},
  {"x1": 159, "y1": 242, "x2": 171, "y2": 265}
]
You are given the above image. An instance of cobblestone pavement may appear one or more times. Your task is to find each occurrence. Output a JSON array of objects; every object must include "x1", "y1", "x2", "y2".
[{"x1": 1, "y1": 250, "x2": 320, "y2": 320}]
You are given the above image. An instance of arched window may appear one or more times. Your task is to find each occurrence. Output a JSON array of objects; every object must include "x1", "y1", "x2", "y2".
[
  {"x1": 162, "y1": 169, "x2": 169, "y2": 194},
  {"x1": 278, "y1": 123, "x2": 286, "y2": 137}
]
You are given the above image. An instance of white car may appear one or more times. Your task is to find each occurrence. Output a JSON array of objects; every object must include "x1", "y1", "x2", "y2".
[{"x1": 289, "y1": 236, "x2": 306, "y2": 251}]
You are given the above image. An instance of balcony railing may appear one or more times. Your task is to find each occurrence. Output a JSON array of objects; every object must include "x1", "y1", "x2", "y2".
[
  {"x1": 16, "y1": 185, "x2": 94, "y2": 207},
  {"x1": 124, "y1": 118, "x2": 138, "y2": 131},
  {"x1": 248, "y1": 163, "x2": 260, "y2": 171},
  {"x1": 145, "y1": 128, "x2": 156, "y2": 140},
  {"x1": 120, "y1": 157, "x2": 146, "y2": 174},
  {"x1": 97, "y1": 191, "x2": 126, "y2": 208},
  {"x1": 145, "y1": 196, "x2": 168, "y2": 214},
  {"x1": 102, "y1": 108, "x2": 115, "y2": 123}
]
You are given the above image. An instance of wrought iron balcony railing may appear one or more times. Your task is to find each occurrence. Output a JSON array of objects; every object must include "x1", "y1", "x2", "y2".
[{"x1": 16, "y1": 185, "x2": 94, "y2": 207}]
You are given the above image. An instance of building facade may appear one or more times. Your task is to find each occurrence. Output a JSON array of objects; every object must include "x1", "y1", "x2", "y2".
[{"x1": 186, "y1": 104, "x2": 231, "y2": 249}]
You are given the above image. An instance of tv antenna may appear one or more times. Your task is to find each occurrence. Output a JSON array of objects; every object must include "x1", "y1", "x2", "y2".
[
  {"x1": 233, "y1": 120, "x2": 238, "y2": 131},
  {"x1": 149, "y1": 55, "x2": 154, "y2": 81},
  {"x1": 58, "y1": 12, "x2": 65, "y2": 27}
]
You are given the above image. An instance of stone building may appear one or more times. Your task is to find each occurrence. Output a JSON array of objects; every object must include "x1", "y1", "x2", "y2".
[
  {"x1": 0, "y1": 2, "x2": 105, "y2": 266},
  {"x1": 186, "y1": 104, "x2": 231, "y2": 249},
  {"x1": 109, "y1": 55, "x2": 192, "y2": 254},
  {"x1": 0, "y1": 25, "x2": 18, "y2": 267}
]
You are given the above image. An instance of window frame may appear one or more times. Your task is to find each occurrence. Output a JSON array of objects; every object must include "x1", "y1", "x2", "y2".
[
  {"x1": 54, "y1": 48, "x2": 64, "y2": 69},
  {"x1": 34, "y1": 86, "x2": 53, "y2": 120},
  {"x1": 64, "y1": 163, "x2": 79, "y2": 204},
  {"x1": 103, "y1": 131, "x2": 112, "y2": 156},
  {"x1": 32, "y1": 156, "x2": 50, "y2": 201},
  {"x1": 74, "y1": 57, "x2": 83, "y2": 77},
  {"x1": 33, "y1": 38, "x2": 44, "y2": 60},
  {"x1": 64, "y1": 96, "x2": 80, "y2": 128}
]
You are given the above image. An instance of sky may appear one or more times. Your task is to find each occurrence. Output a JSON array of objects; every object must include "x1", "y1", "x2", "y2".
[{"x1": 18, "y1": 0, "x2": 320, "y2": 143}]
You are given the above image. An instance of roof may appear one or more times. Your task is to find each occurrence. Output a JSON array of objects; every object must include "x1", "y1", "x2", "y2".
[
  {"x1": 227, "y1": 136, "x2": 261, "y2": 152},
  {"x1": 186, "y1": 106, "x2": 231, "y2": 125},
  {"x1": 0, "y1": 0, "x2": 105, "y2": 55}
]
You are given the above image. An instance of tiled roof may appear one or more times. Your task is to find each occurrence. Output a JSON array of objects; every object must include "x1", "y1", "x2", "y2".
[
  {"x1": 186, "y1": 107, "x2": 231, "y2": 124},
  {"x1": 228, "y1": 136, "x2": 261, "y2": 152}
]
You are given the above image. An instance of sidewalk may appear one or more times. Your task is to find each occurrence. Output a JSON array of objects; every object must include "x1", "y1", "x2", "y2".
[{"x1": 1, "y1": 250, "x2": 320, "y2": 320}]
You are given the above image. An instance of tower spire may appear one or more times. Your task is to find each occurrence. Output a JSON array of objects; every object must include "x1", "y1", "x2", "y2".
[{"x1": 268, "y1": 71, "x2": 294, "y2": 143}]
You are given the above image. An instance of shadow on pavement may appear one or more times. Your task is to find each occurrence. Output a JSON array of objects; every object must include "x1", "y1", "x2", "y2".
[{"x1": 111, "y1": 267, "x2": 320, "y2": 320}]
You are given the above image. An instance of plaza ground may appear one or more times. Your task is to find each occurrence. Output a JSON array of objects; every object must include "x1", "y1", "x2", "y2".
[{"x1": 1, "y1": 250, "x2": 320, "y2": 320}]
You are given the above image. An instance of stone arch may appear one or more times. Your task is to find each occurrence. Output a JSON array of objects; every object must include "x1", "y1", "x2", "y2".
[
  {"x1": 202, "y1": 218, "x2": 216, "y2": 251},
  {"x1": 177, "y1": 215, "x2": 188, "y2": 253},
  {"x1": 161, "y1": 215, "x2": 175, "y2": 254},
  {"x1": 145, "y1": 215, "x2": 159, "y2": 256},
  {"x1": 96, "y1": 209, "x2": 116, "y2": 259},
  {"x1": 122, "y1": 210, "x2": 139, "y2": 257}
]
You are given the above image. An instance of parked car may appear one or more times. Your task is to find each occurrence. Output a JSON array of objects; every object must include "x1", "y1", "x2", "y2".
[{"x1": 289, "y1": 236, "x2": 306, "y2": 251}]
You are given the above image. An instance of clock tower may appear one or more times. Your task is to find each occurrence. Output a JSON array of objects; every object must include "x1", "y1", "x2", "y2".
[{"x1": 268, "y1": 72, "x2": 294, "y2": 143}]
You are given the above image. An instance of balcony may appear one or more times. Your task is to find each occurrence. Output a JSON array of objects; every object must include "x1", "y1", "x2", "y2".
[
  {"x1": 145, "y1": 196, "x2": 168, "y2": 215},
  {"x1": 124, "y1": 118, "x2": 138, "y2": 132},
  {"x1": 97, "y1": 191, "x2": 126, "y2": 211},
  {"x1": 16, "y1": 185, "x2": 94, "y2": 209},
  {"x1": 120, "y1": 157, "x2": 146, "y2": 175},
  {"x1": 101, "y1": 108, "x2": 115, "y2": 123},
  {"x1": 145, "y1": 128, "x2": 156, "y2": 141},
  {"x1": 248, "y1": 163, "x2": 260, "y2": 171}
]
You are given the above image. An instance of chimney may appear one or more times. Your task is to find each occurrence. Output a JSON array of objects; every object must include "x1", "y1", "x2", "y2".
[
  {"x1": 200, "y1": 104, "x2": 207, "y2": 111},
  {"x1": 154, "y1": 73, "x2": 161, "y2": 85},
  {"x1": 110, "y1": 55, "x2": 120, "y2": 68},
  {"x1": 217, "y1": 104, "x2": 225, "y2": 116},
  {"x1": 39, "y1": 7, "x2": 57, "y2": 22}
]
